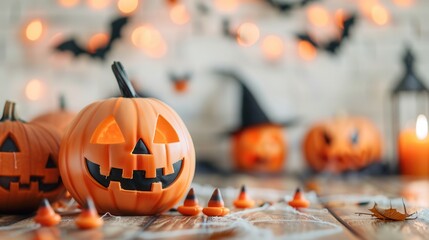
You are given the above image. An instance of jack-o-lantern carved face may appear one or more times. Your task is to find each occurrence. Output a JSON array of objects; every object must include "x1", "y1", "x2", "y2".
[
  {"x1": 303, "y1": 117, "x2": 382, "y2": 173},
  {"x1": 0, "y1": 101, "x2": 63, "y2": 213},
  {"x1": 232, "y1": 124, "x2": 286, "y2": 173},
  {"x1": 59, "y1": 62, "x2": 195, "y2": 215}
]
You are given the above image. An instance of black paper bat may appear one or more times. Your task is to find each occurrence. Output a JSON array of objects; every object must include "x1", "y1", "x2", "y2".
[
  {"x1": 296, "y1": 14, "x2": 357, "y2": 54},
  {"x1": 266, "y1": 0, "x2": 318, "y2": 12},
  {"x1": 55, "y1": 16, "x2": 129, "y2": 60}
]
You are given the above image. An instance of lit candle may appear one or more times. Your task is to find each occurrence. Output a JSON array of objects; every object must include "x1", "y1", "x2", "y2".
[{"x1": 398, "y1": 114, "x2": 429, "y2": 176}]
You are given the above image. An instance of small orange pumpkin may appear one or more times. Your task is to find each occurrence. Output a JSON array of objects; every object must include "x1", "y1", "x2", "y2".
[
  {"x1": 0, "y1": 101, "x2": 63, "y2": 213},
  {"x1": 233, "y1": 124, "x2": 286, "y2": 173},
  {"x1": 59, "y1": 62, "x2": 195, "y2": 215},
  {"x1": 31, "y1": 96, "x2": 76, "y2": 136},
  {"x1": 303, "y1": 116, "x2": 382, "y2": 173}
]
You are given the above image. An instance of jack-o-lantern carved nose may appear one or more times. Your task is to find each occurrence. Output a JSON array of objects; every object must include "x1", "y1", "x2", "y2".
[{"x1": 132, "y1": 138, "x2": 150, "y2": 155}]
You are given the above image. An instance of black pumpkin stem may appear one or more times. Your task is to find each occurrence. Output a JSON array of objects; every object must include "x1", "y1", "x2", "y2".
[
  {"x1": 0, "y1": 101, "x2": 19, "y2": 122},
  {"x1": 111, "y1": 61, "x2": 138, "y2": 98}
]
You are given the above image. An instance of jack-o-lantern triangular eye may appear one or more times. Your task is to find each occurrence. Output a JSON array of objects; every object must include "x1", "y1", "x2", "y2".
[
  {"x1": 0, "y1": 134, "x2": 20, "y2": 152},
  {"x1": 153, "y1": 115, "x2": 179, "y2": 143},
  {"x1": 45, "y1": 155, "x2": 57, "y2": 168},
  {"x1": 91, "y1": 116, "x2": 125, "y2": 144}
]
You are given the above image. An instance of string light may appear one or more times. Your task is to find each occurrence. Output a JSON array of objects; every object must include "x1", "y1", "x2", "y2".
[
  {"x1": 334, "y1": 9, "x2": 346, "y2": 29},
  {"x1": 236, "y1": 22, "x2": 260, "y2": 47},
  {"x1": 214, "y1": 0, "x2": 239, "y2": 13},
  {"x1": 298, "y1": 40, "x2": 317, "y2": 61},
  {"x1": 261, "y1": 35, "x2": 285, "y2": 61},
  {"x1": 169, "y1": 3, "x2": 190, "y2": 25},
  {"x1": 25, "y1": 19, "x2": 44, "y2": 42},
  {"x1": 25, "y1": 79, "x2": 44, "y2": 101},
  {"x1": 58, "y1": 0, "x2": 79, "y2": 8},
  {"x1": 307, "y1": 5, "x2": 330, "y2": 27},
  {"x1": 87, "y1": 33, "x2": 109, "y2": 53},
  {"x1": 371, "y1": 3, "x2": 389, "y2": 26},
  {"x1": 87, "y1": 0, "x2": 111, "y2": 10},
  {"x1": 117, "y1": 0, "x2": 139, "y2": 15},
  {"x1": 131, "y1": 25, "x2": 168, "y2": 58}
]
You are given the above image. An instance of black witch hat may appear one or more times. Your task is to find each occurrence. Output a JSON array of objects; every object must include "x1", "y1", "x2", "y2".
[{"x1": 217, "y1": 70, "x2": 297, "y2": 135}]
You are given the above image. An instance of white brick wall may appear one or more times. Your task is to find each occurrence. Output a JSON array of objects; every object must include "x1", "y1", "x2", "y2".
[{"x1": 0, "y1": 0, "x2": 428, "y2": 172}]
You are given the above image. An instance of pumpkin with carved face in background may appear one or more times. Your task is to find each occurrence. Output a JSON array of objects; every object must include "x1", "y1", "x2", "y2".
[
  {"x1": 0, "y1": 101, "x2": 63, "y2": 213},
  {"x1": 303, "y1": 116, "x2": 382, "y2": 173},
  {"x1": 219, "y1": 71, "x2": 293, "y2": 173},
  {"x1": 232, "y1": 124, "x2": 286, "y2": 173},
  {"x1": 59, "y1": 62, "x2": 195, "y2": 215}
]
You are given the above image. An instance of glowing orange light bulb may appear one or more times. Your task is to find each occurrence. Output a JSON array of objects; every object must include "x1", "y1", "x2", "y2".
[
  {"x1": 261, "y1": 35, "x2": 285, "y2": 61},
  {"x1": 371, "y1": 4, "x2": 389, "y2": 26},
  {"x1": 58, "y1": 0, "x2": 80, "y2": 8},
  {"x1": 131, "y1": 25, "x2": 168, "y2": 58},
  {"x1": 298, "y1": 40, "x2": 317, "y2": 61},
  {"x1": 169, "y1": 3, "x2": 190, "y2": 25},
  {"x1": 307, "y1": 5, "x2": 330, "y2": 27},
  {"x1": 87, "y1": 0, "x2": 111, "y2": 9},
  {"x1": 25, "y1": 19, "x2": 44, "y2": 42},
  {"x1": 87, "y1": 33, "x2": 109, "y2": 53},
  {"x1": 25, "y1": 79, "x2": 44, "y2": 101},
  {"x1": 236, "y1": 22, "x2": 260, "y2": 47},
  {"x1": 117, "y1": 0, "x2": 138, "y2": 15},
  {"x1": 214, "y1": 0, "x2": 238, "y2": 13}
]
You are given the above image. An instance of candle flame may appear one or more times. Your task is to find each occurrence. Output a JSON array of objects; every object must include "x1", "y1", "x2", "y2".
[{"x1": 416, "y1": 114, "x2": 428, "y2": 140}]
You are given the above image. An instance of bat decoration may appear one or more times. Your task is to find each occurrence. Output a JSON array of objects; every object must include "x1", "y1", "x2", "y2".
[
  {"x1": 356, "y1": 200, "x2": 417, "y2": 221},
  {"x1": 169, "y1": 72, "x2": 192, "y2": 93},
  {"x1": 55, "y1": 16, "x2": 129, "y2": 60},
  {"x1": 296, "y1": 14, "x2": 357, "y2": 54},
  {"x1": 266, "y1": 0, "x2": 318, "y2": 13}
]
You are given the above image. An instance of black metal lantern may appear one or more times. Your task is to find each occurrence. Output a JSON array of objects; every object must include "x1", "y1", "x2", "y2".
[{"x1": 391, "y1": 47, "x2": 429, "y2": 168}]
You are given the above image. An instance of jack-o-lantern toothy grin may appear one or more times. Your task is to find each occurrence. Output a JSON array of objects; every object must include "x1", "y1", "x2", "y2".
[
  {"x1": 0, "y1": 176, "x2": 62, "y2": 192},
  {"x1": 85, "y1": 158, "x2": 183, "y2": 191}
]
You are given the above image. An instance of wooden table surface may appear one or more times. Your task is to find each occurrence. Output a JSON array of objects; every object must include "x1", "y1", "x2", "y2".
[{"x1": 1, "y1": 174, "x2": 428, "y2": 240}]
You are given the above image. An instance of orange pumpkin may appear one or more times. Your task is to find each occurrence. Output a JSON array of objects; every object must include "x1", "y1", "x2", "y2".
[
  {"x1": 232, "y1": 124, "x2": 286, "y2": 173},
  {"x1": 59, "y1": 62, "x2": 195, "y2": 215},
  {"x1": 0, "y1": 101, "x2": 63, "y2": 213},
  {"x1": 31, "y1": 96, "x2": 76, "y2": 136},
  {"x1": 303, "y1": 116, "x2": 382, "y2": 173}
]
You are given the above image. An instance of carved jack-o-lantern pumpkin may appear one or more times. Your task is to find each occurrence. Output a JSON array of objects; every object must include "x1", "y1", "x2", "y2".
[
  {"x1": 0, "y1": 101, "x2": 63, "y2": 213},
  {"x1": 233, "y1": 124, "x2": 286, "y2": 173},
  {"x1": 31, "y1": 96, "x2": 76, "y2": 136},
  {"x1": 59, "y1": 62, "x2": 195, "y2": 215},
  {"x1": 303, "y1": 117, "x2": 382, "y2": 173}
]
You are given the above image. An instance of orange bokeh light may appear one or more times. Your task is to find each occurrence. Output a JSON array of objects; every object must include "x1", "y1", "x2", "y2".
[
  {"x1": 236, "y1": 22, "x2": 260, "y2": 47},
  {"x1": 261, "y1": 35, "x2": 285, "y2": 61},
  {"x1": 334, "y1": 9, "x2": 346, "y2": 29},
  {"x1": 371, "y1": 4, "x2": 389, "y2": 25},
  {"x1": 25, "y1": 19, "x2": 44, "y2": 42},
  {"x1": 58, "y1": 0, "x2": 80, "y2": 7},
  {"x1": 298, "y1": 40, "x2": 317, "y2": 61},
  {"x1": 393, "y1": 0, "x2": 414, "y2": 7},
  {"x1": 117, "y1": 0, "x2": 139, "y2": 15},
  {"x1": 169, "y1": 3, "x2": 190, "y2": 25},
  {"x1": 214, "y1": 0, "x2": 239, "y2": 13},
  {"x1": 25, "y1": 79, "x2": 44, "y2": 101},
  {"x1": 87, "y1": 33, "x2": 109, "y2": 53},
  {"x1": 131, "y1": 25, "x2": 168, "y2": 58},
  {"x1": 87, "y1": 0, "x2": 111, "y2": 9},
  {"x1": 307, "y1": 5, "x2": 330, "y2": 27}
]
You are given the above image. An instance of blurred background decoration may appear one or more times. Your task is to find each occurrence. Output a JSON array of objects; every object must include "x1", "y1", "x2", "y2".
[{"x1": 1, "y1": 0, "x2": 428, "y2": 174}]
